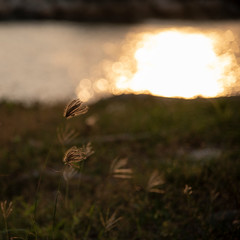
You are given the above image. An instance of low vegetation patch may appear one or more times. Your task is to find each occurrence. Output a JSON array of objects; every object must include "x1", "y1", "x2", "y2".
[{"x1": 0, "y1": 94, "x2": 240, "y2": 239}]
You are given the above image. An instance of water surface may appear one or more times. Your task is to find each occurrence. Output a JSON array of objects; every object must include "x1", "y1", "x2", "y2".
[{"x1": 0, "y1": 21, "x2": 239, "y2": 104}]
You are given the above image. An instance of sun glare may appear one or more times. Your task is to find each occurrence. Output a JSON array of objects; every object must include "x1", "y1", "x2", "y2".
[{"x1": 114, "y1": 30, "x2": 237, "y2": 98}]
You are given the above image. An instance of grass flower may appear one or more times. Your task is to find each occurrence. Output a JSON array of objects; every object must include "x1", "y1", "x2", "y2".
[
  {"x1": 147, "y1": 170, "x2": 165, "y2": 193},
  {"x1": 1, "y1": 200, "x2": 13, "y2": 220},
  {"x1": 63, "y1": 99, "x2": 88, "y2": 119},
  {"x1": 63, "y1": 166, "x2": 78, "y2": 182},
  {"x1": 183, "y1": 184, "x2": 193, "y2": 195},
  {"x1": 1, "y1": 200, "x2": 13, "y2": 240},
  {"x1": 110, "y1": 158, "x2": 132, "y2": 179},
  {"x1": 83, "y1": 142, "x2": 95, "y2": 158},
  {"x1": 57, "y1": 124, "x2": 79, "y2": 145},
  {"x1": 63, "y1": 143, "x2": 94, "y2": 169},
  {"x1": 100, "y1": 209, "x2": 122, "y2": 232}
]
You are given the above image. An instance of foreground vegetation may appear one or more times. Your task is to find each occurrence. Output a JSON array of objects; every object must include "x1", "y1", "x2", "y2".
[{"x1": 0, "y1": 94, "x2": 240, "y2": 240}]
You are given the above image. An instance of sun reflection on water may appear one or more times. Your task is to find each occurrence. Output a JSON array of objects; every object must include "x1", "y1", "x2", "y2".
[{"x1": 112, "y1": 30, "x2": 238, "y2": 99}]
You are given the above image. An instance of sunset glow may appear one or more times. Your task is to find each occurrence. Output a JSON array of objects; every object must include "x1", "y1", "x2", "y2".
[{"x1": 114, "y1": 30, "x2": 237, "y2": 98}]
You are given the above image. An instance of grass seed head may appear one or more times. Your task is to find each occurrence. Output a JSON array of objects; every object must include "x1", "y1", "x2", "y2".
[
  {"x1": 63, "y1": 166, "x2": 78, "y2": 182},
  {"x1": 63, "y1": 143, "x2": 94, "y2": 169},
  {"x1": 63, "y1": 99, "x2": 88, "y2": 119},
  {"x1": 83, "y1": 142, "x2": 95, "y2": 158},
  {"x1": 100, "y1": 209, "x2": 122, "y2": 232},
  {"x1": 63, "y1": 146, "x2": 87, "y2": 169},
  {"x1": 110, "y1": 158, "x2": 133, "y2": 179},
  {"x1": 0, "y1": 200, "x2": 13, "y2": 220},
  {"x1": 57, "y1": 124, "x2": 79, "y2": 145},
  {"x1": 147, "y1": 170, "x2": 165, "y2": 193},
  {"x1": 183, "y1": 184, "x2": 193, "y2": 195}
]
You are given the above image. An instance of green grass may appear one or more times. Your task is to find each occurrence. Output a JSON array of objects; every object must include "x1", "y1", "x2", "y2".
[{"x1": 0, "y1": 94, "x2": 240, "y2": 239}]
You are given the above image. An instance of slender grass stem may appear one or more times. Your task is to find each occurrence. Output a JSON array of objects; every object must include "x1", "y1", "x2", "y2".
[
  {"x1": 52, "y1": 174, "x2": 63, "y2": 240},
  {"x1": 33, "y1": 145, "x2": 53, "y2": 240},
  {"x1": 52, "y1": 190, "x2": 60, "y2": 240},
  {"x1": 76, "y1": 161, "x2": 85, "y2": 191},
  {"x1": 3, "y1": 218, "x2": 9, "y2": 240},
  {"x1": 34, "y1": 146, "x2": 52, "y2": 218},
  {"x1": 65, "y1": 181, "x2": 69, "y2": 208}
]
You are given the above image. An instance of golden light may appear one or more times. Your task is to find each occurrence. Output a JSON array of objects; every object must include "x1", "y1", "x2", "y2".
[{"x1": 114, "y1": 30, "x2": 237, "y2": 98}]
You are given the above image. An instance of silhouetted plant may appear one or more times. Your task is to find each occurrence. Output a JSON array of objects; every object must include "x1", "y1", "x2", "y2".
[
  {"x1": 1, "y1": 200, "x2": 13, "y2": 240},
  {"x1": 63, "y1": 99, "x2": 88, "y2": 119}
]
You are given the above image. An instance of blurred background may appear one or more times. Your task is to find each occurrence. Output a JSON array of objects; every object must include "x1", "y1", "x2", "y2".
[
  {"x1": 0, "y1": 0, "x2": 239, "y2": 104},
  {"x1": 1, "y1": 2, "x2": 240, "y2": 239}
]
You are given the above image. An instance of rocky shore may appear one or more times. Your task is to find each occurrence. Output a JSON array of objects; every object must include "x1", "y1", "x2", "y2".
[{"x1": 0, "y1": 0, "x2": 239, "y2": 22}]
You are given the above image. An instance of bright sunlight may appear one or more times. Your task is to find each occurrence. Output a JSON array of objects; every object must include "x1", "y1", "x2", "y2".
[{"x1": 114, "y1": 30, "x2": 237, "y2": 98}]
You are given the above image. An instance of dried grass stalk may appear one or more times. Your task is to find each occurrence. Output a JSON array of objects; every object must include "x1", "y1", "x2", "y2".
[
  {"x1": 147, "y1": 170, "x2": 165, "y2": 194},
  {"x1": 110, "y1": 158, "x2": 133, "y2": 179},
  {"x1": 100, "y1": 209, "x2": 122, "y2": 232},
  {"x1": 57, "y1": 125, "x2": 79, "y2": 145},
  {"x1": 183, "y1": 184, "x2": 193, "y2": 195},
  {"x1": 63, "y1": 166, "x2": 78, "y2": 182},
  {"x1": 64, "y1": 99, "x2": 88, "y2": 119},
  {"x1": 63, "y1": 143, "x2": 94, "y2": 169},
  {"x1": 1, "y1": 200, "x2": 13, "y2": 219}
]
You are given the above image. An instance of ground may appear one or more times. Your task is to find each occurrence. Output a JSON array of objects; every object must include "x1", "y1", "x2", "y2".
[{"x1": 0, "y1": 94, "x2": 240, "y2": 239}]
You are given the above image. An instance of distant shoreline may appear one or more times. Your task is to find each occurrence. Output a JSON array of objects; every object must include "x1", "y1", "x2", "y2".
[{"x1": 0, "y1": 0, "x2": 239, "y2": 23}]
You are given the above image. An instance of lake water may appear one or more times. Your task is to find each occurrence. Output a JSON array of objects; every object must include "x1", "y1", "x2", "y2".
[{"x1": 0, "y1": 20, "x2": 239, "y2": 104}]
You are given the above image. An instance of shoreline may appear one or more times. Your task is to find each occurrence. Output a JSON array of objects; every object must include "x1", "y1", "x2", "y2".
[{"x1": 0, "y1": 0, "x2": 239, "y2": 23}]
